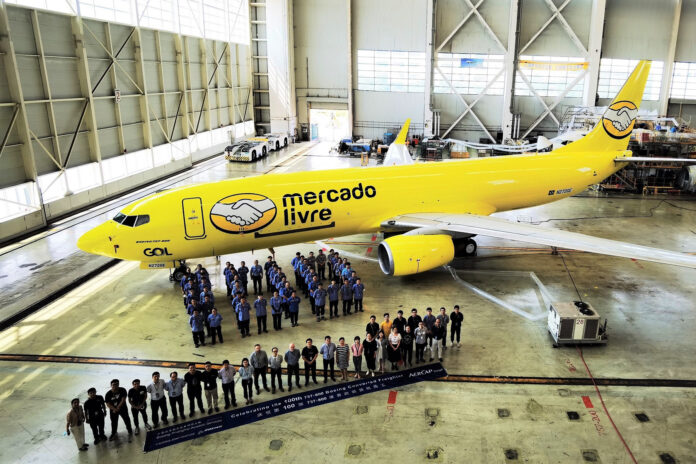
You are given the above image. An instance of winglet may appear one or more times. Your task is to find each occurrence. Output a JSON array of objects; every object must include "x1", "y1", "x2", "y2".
[{"x1": 394, "y1": 118, "x2": 411, "y2": 145}]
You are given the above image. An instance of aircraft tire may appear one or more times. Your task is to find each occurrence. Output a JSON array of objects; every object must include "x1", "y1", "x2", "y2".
[
  {"x1": 275, "y1": 141, "x2": 280, "y2": 150},
  {"x1": 251, "y1": 151, "x2": 257, "y2": 162},
  {"x1": 463, "y1": 238, "x2": 477, "y2": 256},
  {"x1": 283, "y1": 137, "x2": 288, "y2": 147},
  {"x1": 262, "y1": 146, "x2": 267, "y2": 156},
  {"x1": 173, "y1": 267, "x2": 186, "y2": 282}
]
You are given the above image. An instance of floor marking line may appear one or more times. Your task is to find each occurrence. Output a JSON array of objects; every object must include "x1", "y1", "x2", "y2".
[
  {"x1": 0, "y1": 354, "x2": 694, "y2": 388},
  {"x1": 582, "y1": 395, "x2": 594, "y2": 408}
]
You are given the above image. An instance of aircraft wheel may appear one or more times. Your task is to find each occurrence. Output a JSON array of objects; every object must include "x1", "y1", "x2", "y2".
[
  {"x1": 262, "y1": 146, "x2": 267, "y2": 156},
  {"x1": 463, "y1": 238, "x2": 477, "y2": 256},
  {"x1": 173, "y1": 266, "x2": 186, "y2": 282},
  {"x1": 283, "y1": 137, "x2": 288, "y2": 147},
  {"x1": 251, "y1": 151, "x2": 257, "y2": 161},
  {"x1": 275, "y1": 141, "x2": 280, "y2": 150}
]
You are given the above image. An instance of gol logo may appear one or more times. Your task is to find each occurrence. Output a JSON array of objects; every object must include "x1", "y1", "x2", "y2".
[
  {"x1": 602, "y1": 100, "x2": 638, "y2": 139},
  {"x1": 210, "y1": 193, "x2": 277, "y2": 234}
]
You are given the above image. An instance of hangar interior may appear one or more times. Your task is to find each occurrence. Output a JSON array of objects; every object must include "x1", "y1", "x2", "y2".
[{"x1": 0, "y1": 0, "x2": 694, "y2": 463}]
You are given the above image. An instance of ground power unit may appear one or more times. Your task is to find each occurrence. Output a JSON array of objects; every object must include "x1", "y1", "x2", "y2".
[{"x1": 547, "y1": 301, "x2": 607, "y2": 346}]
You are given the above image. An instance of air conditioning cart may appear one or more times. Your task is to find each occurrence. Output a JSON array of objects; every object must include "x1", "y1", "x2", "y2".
[{"x1": 547, "y1": 301, "x2": 607, "y2": 347}]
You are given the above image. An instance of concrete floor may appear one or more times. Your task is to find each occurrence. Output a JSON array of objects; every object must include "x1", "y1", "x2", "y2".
[{"x1": 0, "y1": 145, "x2": 695, "y2": 463}]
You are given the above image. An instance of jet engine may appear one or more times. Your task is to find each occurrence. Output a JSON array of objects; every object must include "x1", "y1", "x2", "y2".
[{"x1": 377, "y1": 234, "x2": 455, "y2": 276}]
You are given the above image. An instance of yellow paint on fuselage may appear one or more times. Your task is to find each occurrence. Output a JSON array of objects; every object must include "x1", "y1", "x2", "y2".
[
  {"x1": 79, "y1": 148, "x2": 625, "y2": 263},
  {"x1": 77, "y1": 61, "x2": 651, "y2": 265}
]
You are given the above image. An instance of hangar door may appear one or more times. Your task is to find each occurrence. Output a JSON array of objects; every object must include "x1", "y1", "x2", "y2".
[{"x1": 308, "y1": 101, "x2": 349, "y2": 142}]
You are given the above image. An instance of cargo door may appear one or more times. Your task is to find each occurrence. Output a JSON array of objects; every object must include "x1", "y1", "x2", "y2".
[{"x1": 182, "y1": 197, "x2": 206, "y2": 239}]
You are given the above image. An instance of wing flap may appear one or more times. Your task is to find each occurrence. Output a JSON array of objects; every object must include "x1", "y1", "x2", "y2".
[{"x1": 382, "y1": 213, "x2": 696, "y2": 269}]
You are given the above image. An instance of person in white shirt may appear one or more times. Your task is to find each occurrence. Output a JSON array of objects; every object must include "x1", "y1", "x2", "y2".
[
  {"x1": 147, "y1": 372, "x2": 168, "y2": 428},
  {"x1": 387, "y1": 327, "x2": 402, "y2": 370},
  {"x1": 218, "y1": 360, "x2": 238, "y2": 409}
]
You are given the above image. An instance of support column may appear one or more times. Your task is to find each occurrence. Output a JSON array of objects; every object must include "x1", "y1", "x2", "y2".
[
  {"x1": 266, "y1": 0, "x2": 297, "y2": 134},
  {"x1": 71, "y1": 17, "x2": 103, "y2": 179},
  {"x1": 174, "y1": 34, "x2": 191, "y2": 138},
  {"x1": 501, "y1": 0, "x2": 521, "y2": 142},
  {"x1": 423, "y1": 0, "x2": 435, "y2": 137},
  {"x1": 132, "y1": 27, "x2": 153, "y2": 148},
  {"x1": 582, "y1": 0, "x2": 606, "y2": 107},
  {"x1": 30, "y1": 10, "x2": 62, "y2": 165},
  {"x1": 659, "y1": 0, "x2": 682, "y2": 116},
  {"x1": 154, "y1": 30, "x2": 170, "y2": 139},
  {"x1": 105, "y1": 23, "x2": 126, "y2": 153},
  {"x1": 0, "y1": 4, "x2": 47, "y2": 224},
  {"x1": 347, "y1": 0, "x2": 353, "y2": 138},
  {"x1": 199, "y1": 37, "x2": 212, "y2": 132}
]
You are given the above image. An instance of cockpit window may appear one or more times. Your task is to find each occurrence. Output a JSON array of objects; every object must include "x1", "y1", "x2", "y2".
[
  {"x1": 121, "y1": 215, "x2": 137, "y2": 227},
  {"x1": 134, "y1": 215, "x2": 150, "y2": 227},
  {"x1": 112, "y1": 213, "x2": 150, "y2": 227}
]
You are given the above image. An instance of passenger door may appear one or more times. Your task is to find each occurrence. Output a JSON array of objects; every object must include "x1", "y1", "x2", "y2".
[{"x1": 182, "y1": 197, "x2": 206, "y2": 239}]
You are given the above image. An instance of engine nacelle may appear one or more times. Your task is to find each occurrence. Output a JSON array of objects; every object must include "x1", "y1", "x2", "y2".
[{"x1": 377, "y1": 234, "x2": 455, "y2": 276}]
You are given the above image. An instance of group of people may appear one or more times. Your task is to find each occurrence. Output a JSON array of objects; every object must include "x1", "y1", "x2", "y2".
[
  {"x1": 291, "y1": 250, "x2": 367, "y2": 321},
  {"x1": 179, "y1": 249, "x2": 369, "y2": 347},
  {"x1": 65, "y1": 302, "x2": 464, "y2": 453}
]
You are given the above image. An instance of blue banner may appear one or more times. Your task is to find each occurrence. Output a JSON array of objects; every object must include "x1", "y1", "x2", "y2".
[
  {"x1": 460, "y1": 58, "x2": 483, "y2": 68},
  {"x1": 143, "y1": 363, "x2": 447, "y2": 452}
]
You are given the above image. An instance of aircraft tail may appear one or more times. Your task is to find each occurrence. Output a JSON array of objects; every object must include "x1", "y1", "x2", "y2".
[
  {"x1": 383, "y1": 119, "x2": 414, "y2": 166},
  {"x1": 558, "y1": 60, "x2": 651, "y2": 154}
]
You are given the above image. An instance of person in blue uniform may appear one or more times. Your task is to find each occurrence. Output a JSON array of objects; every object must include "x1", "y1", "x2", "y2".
[
  {"x1": 250, "y1": 259, "x2": 264, "y2": 295},
  {"x1": 189, "y1": 309, "x2": 205, "y2": 348},
  {"x1": 270, "y1": 291, "x2": 283, "y2": 330},
  {"x1": 208, "y1": 308, "x2": 223, "y2": 344},
  {"x1": 327, "y1": 279, "x2": 339, "y2": 319},
  {"x1": 288, "y1": 292, "x2": 301, "y2": 327},
  {"x1": 352, "y1": 278, "x2": 365, "y2": 312},
  {"x1": 279, "y1": 282, "x2": 294, "y2": 319},
  {"x1": 236, "y1": 297, "x2": 251, "y2": 338},
  {"x1": 254, "y1": 295, "x2": 268, "y2": 334},
  {"x1": 313, "y1": 282, "x2": 327, "y2": 322},
  {"x1": 237, "y1": 261, "x2": 249, "y2": 295},
  {"x1": 308, "y1": 275, "x2": 319, "y2": 315},
  {"x1": 340, "y1": 279, "x2": 353, "y2": 316},
  {"x1": 264, "y1": 256, "x2": 275, "y2": 292}
]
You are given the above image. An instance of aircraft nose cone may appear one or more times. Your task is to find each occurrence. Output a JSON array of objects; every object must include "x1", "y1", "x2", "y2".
[{"x1": 77, "y1": 226, "x2": 109, "y2": 257}]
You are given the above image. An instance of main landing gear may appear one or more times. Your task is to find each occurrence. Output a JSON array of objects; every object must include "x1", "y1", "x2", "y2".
[
  {"x1": 171, "y1": 260, "x2": 187, "y2": 282},
  {"x1": 454, "y1": 237, "x2": 477, "y2": 257}
]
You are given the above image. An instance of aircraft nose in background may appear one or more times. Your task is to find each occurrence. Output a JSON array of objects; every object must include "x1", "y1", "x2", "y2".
[{"x1": 77, "y1": 225, "x2": 113, "y2": 257}]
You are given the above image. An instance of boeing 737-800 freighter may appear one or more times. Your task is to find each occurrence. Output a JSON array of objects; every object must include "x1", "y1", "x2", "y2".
[{"x1": 78, "y1": 61, "x2": 696, "y2": 277}]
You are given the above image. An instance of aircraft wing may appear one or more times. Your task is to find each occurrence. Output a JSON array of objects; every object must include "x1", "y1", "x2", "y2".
[
  {"x1": 381, "y1": 213, "x2": 696, "y2": 269},
  {"x1": 615, "y1": 157, "x2": 696, "y2": 163}
]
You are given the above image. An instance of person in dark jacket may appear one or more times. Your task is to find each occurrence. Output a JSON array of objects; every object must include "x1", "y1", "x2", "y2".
[
  {"x1": 183, "y1": 364, "x2": 205, "y2": 417},
  {"x1": 407, "y1": 308, "x2": 422, "y2": 333},
  {"x1": 450, "y1": 305, "x2": 464, "y2": 347},
  {"x1": 401, "y1": 325, "x2": 415, "y2": 367},
  {"x1": 83, "y1": 387, "x2": 107, "y2": 444},
  {"x1": 392, "y1": 310, "x2": 407, "y2": 335},
  {"x1": 365, "y1": 315, "x2": 380, "y2": 338}
]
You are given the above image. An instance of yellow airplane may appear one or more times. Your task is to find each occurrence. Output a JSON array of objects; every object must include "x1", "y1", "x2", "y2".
[{"x1": 78, "y1": 61, "x2": 696, "y2": 277}]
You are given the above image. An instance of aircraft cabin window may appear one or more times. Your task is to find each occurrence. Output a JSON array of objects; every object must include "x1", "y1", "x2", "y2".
[
  {"x1": 113, "y1": 213, "x2": 126, "y2": 224},
  {"x1": 134, "y1": 215, "x2": 150, "y2": 227}
]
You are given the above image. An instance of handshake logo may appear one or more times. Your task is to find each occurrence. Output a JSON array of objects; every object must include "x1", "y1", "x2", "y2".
[
  {"x1": 602, "y1": 100, "x2": 638, "y2": 139},
  {"x1": 210, "y1": 194, "x2": 277, "y2": 234}
]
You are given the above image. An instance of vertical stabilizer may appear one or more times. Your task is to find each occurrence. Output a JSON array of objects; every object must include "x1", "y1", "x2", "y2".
[
  {"x1": 383, "y1": 119, "x2": 414, "y2": 166},
  {"x1": 558, "y1": 60, "x2": 651, "y2": 153}
]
